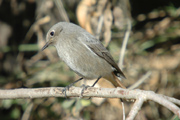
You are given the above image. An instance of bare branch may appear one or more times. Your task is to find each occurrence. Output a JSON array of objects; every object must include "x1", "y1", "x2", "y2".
[
  {"x1": 96, "y1": 15, "x2": 104, "y2": 40},
  {"x1": 0, "y1": 87, "x2": 179, "y2": 118},
  {"x1": 160, "y1": 95, "x2": 180, "y2": 106},
  {"x1": 54, "y1": 0, "x2": 69, "y2": 22},
  {"x1": 127, "y1": 98, "x2": 144, "y2": 120},
  {"x1": 118, "y1": 19, "x2": 131, "y2": 69},
  {"x1": 128, "y1": 71, "x2": 152, "y2": 90},
  {"x1": 121, "y1": 101, "x2": 126, "y2": 120},
  {"x1": 21, "y1": 101, "x2": 34, "y2": 120}
]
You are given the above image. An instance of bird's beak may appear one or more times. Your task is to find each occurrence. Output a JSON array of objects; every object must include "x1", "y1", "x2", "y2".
[{"x1": 41, "y1": 41, "x2": 51, "y2": 51}]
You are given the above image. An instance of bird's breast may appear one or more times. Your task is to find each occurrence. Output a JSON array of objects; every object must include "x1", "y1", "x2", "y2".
[{"x1": 55, "y1": 40, "x2": 113, "y2": 79}]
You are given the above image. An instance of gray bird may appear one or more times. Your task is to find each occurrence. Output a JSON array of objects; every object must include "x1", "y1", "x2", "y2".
[{"x1": 42, "y1": 22, "x2": 126, "y2": 88}]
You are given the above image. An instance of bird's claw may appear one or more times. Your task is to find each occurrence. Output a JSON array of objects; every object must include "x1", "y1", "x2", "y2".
[
  {"x1": 62, "y1": 85, "x2": 72, "y2": 98},
  {"x1": 80, "y1": 84, "x2": 90, "y2": 98}
]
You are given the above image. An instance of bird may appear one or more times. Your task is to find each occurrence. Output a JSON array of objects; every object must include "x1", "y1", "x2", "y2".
[{"x1": 42, "y1": 22, "x2": 126, "y2": 91}]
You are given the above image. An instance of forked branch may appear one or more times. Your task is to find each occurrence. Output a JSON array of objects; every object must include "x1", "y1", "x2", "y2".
[{"x1": 0, "y1": 87, "x2": 179, "y2": 119}]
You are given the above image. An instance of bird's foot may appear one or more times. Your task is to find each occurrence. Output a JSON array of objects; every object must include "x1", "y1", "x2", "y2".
[
  {"x1": 80, "y1": 84, "x2": 90, "y2": 98},
  {"x1": 62, "y1": 78, "x2": 84, "y2": 98},
  {"x1": 62, "y1": 85, "x2": 72, "y2": 98}
]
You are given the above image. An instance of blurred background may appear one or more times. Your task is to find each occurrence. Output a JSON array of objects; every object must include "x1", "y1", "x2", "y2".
[{"x1": 0, "y1": 0, "x2": 180, "y2": 120}]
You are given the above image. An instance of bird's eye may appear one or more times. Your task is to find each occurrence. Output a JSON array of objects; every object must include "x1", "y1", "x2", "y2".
[{"x1": 50, "y1": 30, "x2": 55, "y2": 36}]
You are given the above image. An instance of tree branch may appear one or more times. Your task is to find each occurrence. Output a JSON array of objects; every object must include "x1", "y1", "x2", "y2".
[
  {"x1": 127, "y1": 98, "x2": 144, "y2": 120},
  {"x1": 0, "y1": 87, "x2": 179, "y2": 118}
]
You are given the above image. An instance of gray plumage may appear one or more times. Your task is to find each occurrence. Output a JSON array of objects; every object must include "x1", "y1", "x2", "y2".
[{"x1": 42, "y1": 22, "x2": 126, "y2": 87}]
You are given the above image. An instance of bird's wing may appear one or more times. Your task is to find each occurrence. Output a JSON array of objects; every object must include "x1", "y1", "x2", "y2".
[{"x1": 86, "y1": 41, "x2": 126, "y2": 79}]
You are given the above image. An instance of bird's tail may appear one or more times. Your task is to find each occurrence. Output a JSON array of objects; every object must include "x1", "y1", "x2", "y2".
[
  {"x1": 113, "y1": 74, "x2": 126, "y2": 89},
  {"x1": 104, "y1": 72, "x2": 126, "y2": 89}
]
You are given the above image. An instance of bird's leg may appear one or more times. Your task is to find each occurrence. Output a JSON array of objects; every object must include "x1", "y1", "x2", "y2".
[
  {"x1": 91, "y1": 76, "x2": 102, "y2": 87},
  {"x1": 62, "y1": 77, "x2": 83, "y2": 97},
  {"x1": 80, "y1": 76, "x2": 102, "y2": 97}
]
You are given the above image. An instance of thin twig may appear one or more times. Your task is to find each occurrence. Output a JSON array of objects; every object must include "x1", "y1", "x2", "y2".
[
  {"x1": 21, "y1": 101, "x2": 34, "y2": 120},
  {"x1": 121, "y1": 101, "x2": 126, "y2": 120},
  {"x1": 128, "y1": 71, "x2": 152, "y2": 90},
  {"x1": 96, "y1": 15, "x2": 104, "y2": 40},
  {"x1": 146, "y1": 91, "x2": 180, "y2": 117},
  {"x1": 118, "y1": 19, "x2": 131, "y2": 69},
  {"x1": 160, "y1": 94, "x2": 180, "y2": 106},
  {"x1": 16, "y1": 16, "x2": 50, "y2": 62},
  {"x1": 54, "y1": 0, "x2": 69, "y2": 22}
]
